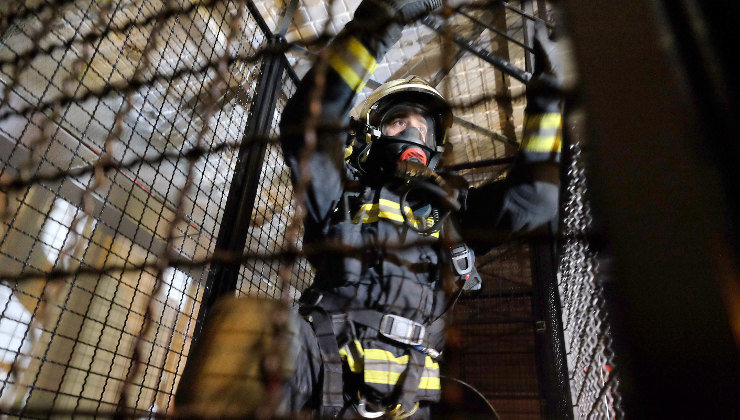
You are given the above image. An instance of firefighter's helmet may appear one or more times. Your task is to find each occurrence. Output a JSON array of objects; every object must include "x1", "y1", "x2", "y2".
[{"x1": 359, "y1": 76, "x2": 453, "y2": 148}]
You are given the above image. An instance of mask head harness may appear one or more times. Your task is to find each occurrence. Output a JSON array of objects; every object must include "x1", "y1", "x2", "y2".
[{"x1": 350, "y1": 76, "x2": 453, "y2": 179}]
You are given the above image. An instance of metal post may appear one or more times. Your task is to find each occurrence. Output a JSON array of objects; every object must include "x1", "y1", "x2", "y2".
[
  {"x1": 530, "y1": 229, "x2": 574, "y2": 420},
  {"x1": 193, "y1": 40, "x2": 286, "y2": 334}
]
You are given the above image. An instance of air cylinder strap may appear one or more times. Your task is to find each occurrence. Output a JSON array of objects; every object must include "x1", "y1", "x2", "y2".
[{"x1": 306, "y1": 308, "x2": 345, "y2": 409}]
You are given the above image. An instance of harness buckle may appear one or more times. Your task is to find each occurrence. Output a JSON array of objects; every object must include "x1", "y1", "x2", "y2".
[
  {"x1": 379, "y1": 314, "x2": 425, "y2": 346},
  {"x1": 357, "y1": 397, "x2": 385, "y2": 418},
  {"x1": 450, "y1": 244, "x2": 473, "y2": 276}
]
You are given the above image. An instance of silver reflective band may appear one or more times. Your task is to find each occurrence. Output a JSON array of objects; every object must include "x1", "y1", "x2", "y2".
[{"x1": 379, "y1": 314, "x2": 425, "y2": 346}]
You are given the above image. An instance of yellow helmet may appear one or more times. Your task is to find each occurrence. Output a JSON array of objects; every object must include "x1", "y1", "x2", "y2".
[{"x1": 358, "y1": 76, "x2": 453, "y2": 147}]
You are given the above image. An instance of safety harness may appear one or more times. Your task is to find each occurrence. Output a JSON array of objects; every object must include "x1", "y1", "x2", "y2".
[
  {"x1": 301, "y1": 166, "x2": 481, "y2": 417},
  {"x1": 299, "y1": 290, "x2": 441, "y2": 417},
  {"x1": 299, "y1": 239, "x2": 481, "y2": 418}
]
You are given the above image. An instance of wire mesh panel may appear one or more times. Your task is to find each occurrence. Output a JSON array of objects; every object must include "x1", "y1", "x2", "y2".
[
  {"x1": 235, "y1": 70, "x2": 314, "y2": 301},
  {"x1": 0, "y1": 0, "x2": 268, "y2": 415},
  {"x1": 448, "y1": 243, "x2": 545, "y2": 419},
  {"x1": 558, "y1": 141, "x2": 622, "y2": 419},
  {"x1": 0, "y1": 0, "x2": 588, "y2": 418}
]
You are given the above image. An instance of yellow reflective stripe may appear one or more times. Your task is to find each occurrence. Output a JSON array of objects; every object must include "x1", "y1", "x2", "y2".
[
  {"x1": 364, "y1": 371, "x2": 441, "y2": 389},
  {"x1": 347, "y1": 353, "x2": 361, "y2": 373},
  {"x1": 522, "y1": 133, "x2": 562, "y2": 153},
  {"x1": 418, "y1": 375, "x2": 441, "y2": 390},
  {"x1": 327, "y1": 37, "x2": 377, "y2": 92},
  {"x1": 352, "y1": 203, "x2": 379, "y2": 224},
  {"x1": 365, "y1": 348, "x2": 408, "y2": 365},
  {"x1": 338, "y1": 347, "x2": 353, "y2": 368},
  {"x1": 353, "y1": 339, "x2": 364, "y2": 356},
  {"x1": 525, "y1": 113, "x2": 562, "y2": 132},
  {"x1": 346, "y1": 37, "x2": 378, "y2": 75},
  {"x1": 352, "y1": 201, "x2": 440, "y2": 237},
  {"x1": 521, "y1": 113, "x2": 562, "y2": 153},
  {"x1": 339, "y1": 347, "x2": 361, "y2": 373},
  {"x1": 340, "y1": 340, "x2": 365, "y2": 373},
  {"x1": 328, "y1": 50, "x2": 364, "y2": 92},
  {"x1": 378, "y1": 198, "x2": 407, "y2": 211},
  {"x1": 378, "y1": 199, "x2": 427, "y2": 229},
  {"x1": 358, "y1": 346, "x2": 441, "y2": 389},
  {"x1": 364, "y1": 349, "x2": 439, "y2": 369},
  {"x1": 365, "y1": 369, "x2": 401, "y2": 385}
]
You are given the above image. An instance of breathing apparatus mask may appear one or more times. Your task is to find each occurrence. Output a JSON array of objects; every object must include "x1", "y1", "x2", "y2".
[
  {"x1": 351, "y1": 77, "x2": 451, "y2": 178},
  {"x1": 362, "y1": 103, "x2": 439, "y2": 172},
  {"x1": 346, "y1": 77, "x2": 463, "y2": 234}
]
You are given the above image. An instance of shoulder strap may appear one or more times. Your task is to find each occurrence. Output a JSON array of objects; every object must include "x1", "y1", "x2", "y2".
[{"x1": 305, "y1": 308, "x2": 345, "y2": 409}]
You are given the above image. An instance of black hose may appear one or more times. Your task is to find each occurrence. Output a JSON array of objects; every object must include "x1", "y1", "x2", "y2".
[{"x1": 398, "y1": 180, "x2": 458, "y2": 234}]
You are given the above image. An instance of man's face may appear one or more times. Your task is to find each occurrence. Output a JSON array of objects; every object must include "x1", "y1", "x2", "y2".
[{"x1": 380, "y1": 105, "x2": 434, "y2": 148}]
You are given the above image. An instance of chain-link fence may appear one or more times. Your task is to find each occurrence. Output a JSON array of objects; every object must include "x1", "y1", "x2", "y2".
[
  {"x1": 0, "y1": 0, "x2": 616, "y2": 418},
  {"x1": 558, "y1": 137, "x2": 621, "y2": 419}
]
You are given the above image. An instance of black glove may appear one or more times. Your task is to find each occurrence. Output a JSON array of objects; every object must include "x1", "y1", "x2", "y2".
[
  {"x1": 527, "y1": 21, "x2": 563, "y2": 113},
  {"x1": 340, "y1": 0, "x2": 443, "y2": 60},
  {"x1": 361, "y1": 0, "x2": 443, "y2": 24},
  {"x1": 532, "y1": 21, "x2": 562, "y2": 82}
]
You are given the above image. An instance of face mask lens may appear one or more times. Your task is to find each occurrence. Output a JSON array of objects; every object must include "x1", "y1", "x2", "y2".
[{"x1": 380, "y1": 104, "x2": 435, "y2": 148}]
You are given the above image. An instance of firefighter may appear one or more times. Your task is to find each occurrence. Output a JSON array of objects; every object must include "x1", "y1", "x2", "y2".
[
  {"x1": 173, "y1": 0, "x2": 563, "y2": 417},
  {"x1": 274, "y1": 0, "x2": 563, "y2": 417}
]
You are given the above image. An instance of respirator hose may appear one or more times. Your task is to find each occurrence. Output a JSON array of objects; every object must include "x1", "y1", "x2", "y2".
[{"x1": 396, "y1": 161, "x2": 461, "y2": 234}]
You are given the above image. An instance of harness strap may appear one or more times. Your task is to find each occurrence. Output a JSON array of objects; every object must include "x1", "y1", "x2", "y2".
[
  {"x1": 306, "y1": 308, "x2": 345, "y2": 409},
  {"x1": 398, "y1": 349, "x2": 426, "y2": 413}
]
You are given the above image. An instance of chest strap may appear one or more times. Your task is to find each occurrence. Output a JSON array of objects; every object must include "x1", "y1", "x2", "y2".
[
  {"x1": 301, "y1": 289, "x2": 442, "y2": 354},
  {"x1": 347, "y1": 310, "x2": 426, "y2": 347}
]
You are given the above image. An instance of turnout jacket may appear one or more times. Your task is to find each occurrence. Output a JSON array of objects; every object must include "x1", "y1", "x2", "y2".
[{"x1": 278, "y1": 10, "x2": 561, "y2": 410}]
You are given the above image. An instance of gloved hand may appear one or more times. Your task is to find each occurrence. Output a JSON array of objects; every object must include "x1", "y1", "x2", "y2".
[
  {"x1": 358, "y1": 0, "x2": 443, "y2": 24},
  {"x1": 340, "y1": 0, "x2": 444, "y2": 64},
  {"x1": 532, "y1": 21, "x2": 563, "y2": 87},
  {"x1": 526, "y1": 21, "x2": 564, "y2": 113}
]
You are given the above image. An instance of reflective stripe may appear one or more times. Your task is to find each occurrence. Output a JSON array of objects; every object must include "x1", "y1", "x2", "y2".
[
  {"x1": 418, "y1": 375, "x2": 441, "y2": 389},
  {"x1": 365, "y1": 369, "x2": 401, "y2": 385},
  {"x1": 343, "y1": 344, "x2": 442, "y2": 390},
  {"x1": 364, "y1": 348, "x2": 439, "y2": 369},
  {"x1": 362, "y1": 348, "x2": 440, "y2": 389},
  {"x1": 327, "y1": 36, "x2": 378, "y2": 92},
  {"x1": 521, "y1": 113, "x2": 562, "y2": 153},
  {"x1": 347, "y1": 37, "x2": 378, "y2": 75},
  {"x1": 525, "y1": 112, "x2": 562, "y2": 132},
  {"x1": 352, "y1": 199, "x2": 440, "y2": 237},
  {"x1": 364, "y1": 370, "x2": 440, "y2": 389},
  {"x1": 328, "y1": 51, "x2": 363, "y2": 91},
  {"x1": 365, "y1": 348, "x2": 408, "y2": 365},
  {"x1": 339, "y1": 340, "x2": 365, "y2": 373}
]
